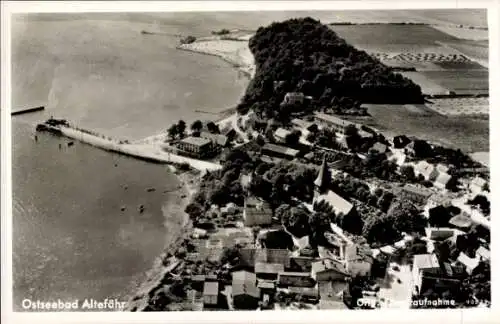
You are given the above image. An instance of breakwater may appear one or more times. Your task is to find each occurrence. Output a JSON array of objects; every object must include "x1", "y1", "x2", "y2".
[{"x1": 12, "y1": 106, "x2": 45, "y2": 116}]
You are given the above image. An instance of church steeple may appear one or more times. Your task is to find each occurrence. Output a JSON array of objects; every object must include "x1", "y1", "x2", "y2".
[{"x1": 314, "y1": 155, "x2": 330, "y2": 193}]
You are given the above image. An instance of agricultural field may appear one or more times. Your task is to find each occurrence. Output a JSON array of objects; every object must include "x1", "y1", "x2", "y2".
[
  {"x1": 420, "y1": 70, "x2": 489, "y2": 94},
  {"x1": 426, "y1": 97, "x2": 489, "y2": 116},
  {"x1": 363, "y1": 104, "x2": 489, "y2": 153},
  {"x1": 399, "y1": 72, "x2": 449, "y2": 95},
  {"x1": 331, "y1": 24, "x2": 460, "y2": 47}
]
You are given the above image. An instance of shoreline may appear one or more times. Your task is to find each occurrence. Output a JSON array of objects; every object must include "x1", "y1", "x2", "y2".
[{"x1": 124, "y1": 167, "x2": 200, "y2": 311}]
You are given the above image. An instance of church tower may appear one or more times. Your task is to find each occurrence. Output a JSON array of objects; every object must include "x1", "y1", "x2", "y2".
[{"x1": 314, "y1": 155, "x2": 331, "y2": 197}]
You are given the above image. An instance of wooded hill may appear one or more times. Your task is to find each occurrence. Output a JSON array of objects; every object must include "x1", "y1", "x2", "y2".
[{"x1": 237, "y1": 18, "x2": 424, "y2": 118}]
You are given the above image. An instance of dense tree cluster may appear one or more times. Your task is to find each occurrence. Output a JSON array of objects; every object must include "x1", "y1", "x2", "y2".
[
  {"x1": 237, "y1": 18, "x2": 423, "y2": 118},
  {"x1": 467, "y1": 194, "x2": 490, "y2": 216},
  {"x1": 362, "y1": 199, "x2": 427, "y2": 246},
  {"x1": 249, "y1": 162, "x2": 317, "y2": 208}
]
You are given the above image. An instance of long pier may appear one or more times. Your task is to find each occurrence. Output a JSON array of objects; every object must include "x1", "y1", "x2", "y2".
[
  {"x1": 12, "y1": 106, "x2": 45, "y2": 116},
  {"x1": 36, "y1": 121, "x2": 222, "y2": 172}
]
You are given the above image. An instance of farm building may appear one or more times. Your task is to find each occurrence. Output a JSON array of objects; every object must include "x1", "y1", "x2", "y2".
[
  {"x1": 261, "y1": 143, "x2": 300, "y2": 160},
  {"x1": 203, "y1": 281, "x2": 219, "y2": 306},
  {"x1": 313, "y1": 112, "x2": 354, "y2": 134},
  {"x1": 232, "y1": 271, "x2": 260, "y2": 310},
  {"x1": 243, "y1": 197, "x2": 273, "y2": 227}
]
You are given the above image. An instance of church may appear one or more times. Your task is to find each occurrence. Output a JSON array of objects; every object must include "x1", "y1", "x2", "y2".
[{"x1": 312, "y1": 157, "x2": 355, "y2": 218}]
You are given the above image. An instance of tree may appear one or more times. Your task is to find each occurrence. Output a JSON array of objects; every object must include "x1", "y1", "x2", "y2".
[
  {"x1": 177, "y1": 120, "x2": 186, "y2": 138},
  {"x1": 207, "y1": 121, "x2": 220, "y2": 134},
  {"x1": 400, "y1": 165, "x2": 416, "y2": 181},
  {"x1": 190, "y1": 120, "x2": 203, "y2": 133},
  {"x1": 285, "y1": 129, "x2": 302, "y2": 146},
  {"x1": 167, "y1": 124, "x2": 178, "y2": 140}
]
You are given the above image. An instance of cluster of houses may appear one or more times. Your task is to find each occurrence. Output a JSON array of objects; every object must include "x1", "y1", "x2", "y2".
[{"x1": 197, "y1": 241, "x2": 388, "y2": 310}]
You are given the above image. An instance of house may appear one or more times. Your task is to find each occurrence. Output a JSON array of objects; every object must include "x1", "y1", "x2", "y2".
[
  {"x1": 203, "y1": 281, "x2": 219, "y2": 306},
  {"x1": 222, "y1": 127, "x2": 237, "y2": 141},
  {"x1": 476, "y1": 246, "x2": 490, "y2": 261},
  {"x1": 257, "y1": 280, "x2": 276, "y2": 297},
  {"x1": 311, "y1": 259, "x2": 349, "y2": 282},
  {"x1": 200, "y1": 131, "x2": 229, "y2": 147},
  {"x1": 255, "y1": 248, "x2": 291, "y2": 268},
  {"x1": 457, "y1": 252, "x2": 480, "y2": 274},
  {"x1": 400, "y1": 184, "x2": 433, "y2": 205},
  {"x1": 425, "y1": 228, "x2": 456, "y2": 241},
  {"x1": 232, "y1": 271, "x2": 260, "y2": 310},
  {"x1": 177, "y1": 136, "x2": 215, "y2": 158},
  {"x1": 255, "y1": 262, "x2": 285, "y2": 280},
  {"x1": 345, "y1": 248, "x2": 374, "y2": 277},
  {"x1": 261, "y1": 143, "x2": 300, "y2": 160},
  {"x1": 282, "y1": 92, "x2": 305, "y2": 106},
  {"x1": 387, "y1": 150, "x2": 408, "y2": 166},
  {"x1": 313, "y1": 112, "x2": 354, "y2": 134},
  {"x1": 436, "y1": 164, "x2": 450, "y2": 174},
  {"x1": 370, "y1": 142, "x2": 388, "y2": 154},
  {"x1": 412, "y1": 254, "x2": 441, "y2": 295},
  {"x1": 434, "y1": 172, "x2": 452, "y2": 190},
  {"x1": 469, "y1": 176, "x2": 487, "y2": 194},
  {"x1": 274, "y1": 127, "x2": 292, "y2": 143},
  {"x1": 427, "y1": 193, "x2": 452, "y2": 209},
  {"x1": 277, "y1": 272, "x2": 316, "y2": 288},
  {"x1": 243, "y1": 197, "x2": 273, "y2": 227},
  {"x1": 415, "y1": 161, "x2": 439, "y2": 181}
]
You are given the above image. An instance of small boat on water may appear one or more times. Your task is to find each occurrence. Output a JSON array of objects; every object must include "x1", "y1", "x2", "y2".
[
  {"x1": 68, "y1": 141, "x2": 74, "y2": 147},
  {"x1": 120, "y1": 206, "x2": 126, "y2": 211},
  {"x1": 146, "y1": 188, "x2": 156, "y2": 192},
  {"x1": 138, "y1": 204, "x2": 145, "y2": 213}
]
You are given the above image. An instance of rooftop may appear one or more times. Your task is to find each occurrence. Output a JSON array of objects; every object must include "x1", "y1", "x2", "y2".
[
  {"x1": 434, "y1": 172, "x2": 452, "y2": 186},
  {"x1": 315, "y1": 190, "x2": 353, "y2": 216},
  {"x1": 232, "y1": 271, "x2": 259, "y2": 298},
  {"x1": 457, "y1": 252, "x2": 480, "y2": 272},
  {"x1": 274, "y1": 127, "x2": 292, "y2": 139},
  {"x1": 476, "y1": 246, "x2": 490, "y2": 260},
  {"x1": 370, "y1": 142, "x2": 387, "y2": 154},
  {"x1": 179, "y1": 136, "x2": 212, "y2": 147},
  {"x1": 203, "y1": 281, "x2": 219, "y2": 296},
  {"x1": 314, "y1": 112, "x2": 353, "y2": 128},
  {"x1": 255, "y1": 262, "x2": 285, "y2": 274},
  {"x1": 402, "y1": 184, "x2": 433, "y2": 198},
  {"x1": 262, "y1": 143, "x2": 300, "y2": 157},
  {"x1": 200, "y1": 131, "x2": 228, "y2": 146},
  {"x1": 311, "y1": 259, "x2": 348, "y2": 276},
  {"x1": 471, "y1": 176, "x2": 487, "y2": 188},
  {"x1": 257, "y1": 280, "x2": 276, "y2": 289},
  {"x1": 415, "y1": 160, "x2": 436, "y2": 178},
  {"x1": 413, "y1": 254, "x2": 440, "y2": 271},
  {"x1": 449, "y1": 214, "x2": 472, "y2": 229}
]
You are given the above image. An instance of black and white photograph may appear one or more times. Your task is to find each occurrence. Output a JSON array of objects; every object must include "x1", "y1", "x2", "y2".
[{"x1": 1, "y1": 1, "x2": 497, "y2": 322}]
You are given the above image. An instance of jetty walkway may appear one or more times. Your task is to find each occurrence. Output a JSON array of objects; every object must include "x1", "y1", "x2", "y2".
[{"x1": 37, "y1": 122, "x2": 222, "y2": 172}]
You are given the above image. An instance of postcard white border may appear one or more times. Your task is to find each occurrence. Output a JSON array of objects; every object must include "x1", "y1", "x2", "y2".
[{"x1": 2, "y1": 1, "x2": 499, "y2": 324}]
